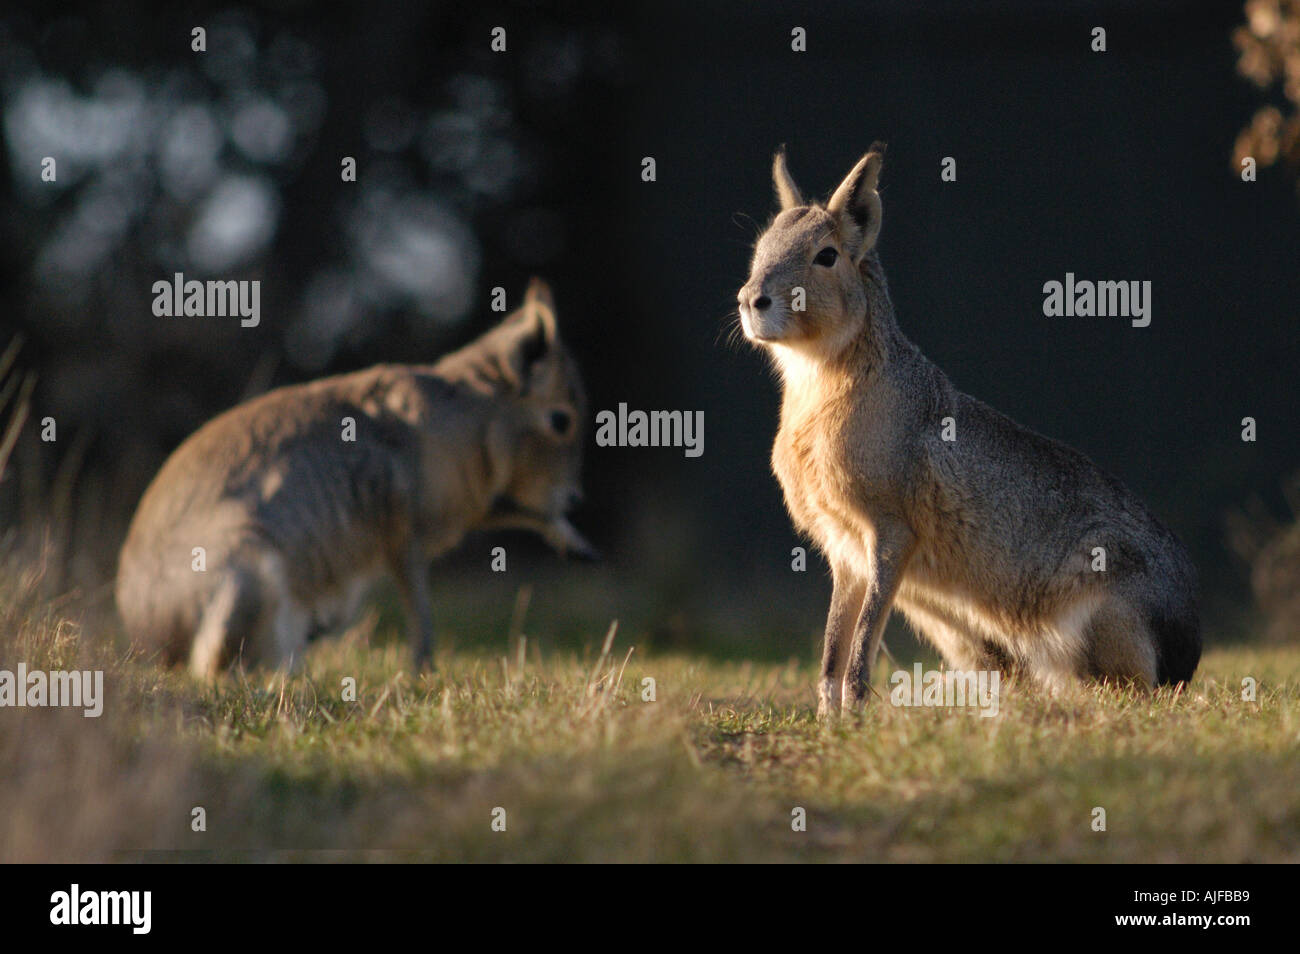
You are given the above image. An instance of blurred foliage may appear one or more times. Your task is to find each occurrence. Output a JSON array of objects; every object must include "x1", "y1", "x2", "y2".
[
  {"x1": 1233, "y1": 0, "x2": 1300, "y2": 189},
  {"x1": 0, "y1": 336, "x2": 34, "y2": 484},
  {"x1": 1227, "y1": 473, "x2": 1300, "y2": 643}
]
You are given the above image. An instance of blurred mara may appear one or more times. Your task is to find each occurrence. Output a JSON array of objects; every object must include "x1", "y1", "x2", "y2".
[
  {"x1": 116, "y1": 278, "x2": 594, "y2": 678},
  {"x1": 737, "y1": 145, "x2": 1201, "y2": 718}
]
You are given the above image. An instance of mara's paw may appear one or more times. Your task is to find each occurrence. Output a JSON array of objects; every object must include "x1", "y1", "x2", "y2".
[
  {"x1": 816, "y1": 679, "x2": 842, "y2": 722},
  {"x1": 840, "y1": 684, "x2": 873, "y2": 714},
  {"x1": 816, "y1": 699, "x2": 842, "y2": 722}
]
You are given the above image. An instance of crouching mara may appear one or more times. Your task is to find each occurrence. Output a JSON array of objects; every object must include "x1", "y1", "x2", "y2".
[{"x1": 116, "y1": 278, "x2": 594, "y2": 677}]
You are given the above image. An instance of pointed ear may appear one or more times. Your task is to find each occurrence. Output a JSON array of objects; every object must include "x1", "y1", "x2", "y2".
[
  {"x1": 496, "y1": 280, "x2": 558, "y2": 390},
  {"x1": 521, "y1": 277, "x2": 558, "y2": 344},
  {"x1": 524, "y1": 276, "x2": 555, "y2": 315},
  {"x1": 772, "y1": 147, "x2": 803, "y2": 211},
  {"x1": 827, "y1": 144, "x2": 885, "y2": 259}
]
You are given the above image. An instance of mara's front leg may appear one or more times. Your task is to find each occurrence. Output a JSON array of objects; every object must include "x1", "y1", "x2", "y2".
[
  {"x1": 818, "y1": 568, "x2": 867, "y2": 720},
  {"x1": 843, "y1": 520, "x2": 915, "y2": 711},
  {"x1": 390, "y1": 539, "x2": 435, "y2": 670}
]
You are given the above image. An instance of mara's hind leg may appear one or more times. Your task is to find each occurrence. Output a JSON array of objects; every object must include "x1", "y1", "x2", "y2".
[
  {"x1": 1004, "y1": 595, "x2": 1106, "y2": 693},
  {"x1": 896, "y1": 599, "x2": 1014, "y2": 676},
  {"x1": 271, "y1": 597, "x2": 312, "y2": 671},
  {"x1": 259, "y1": 552, "x2": 311, "y2": 671},
  {"x1": 1149, "y1": 601, "x2": 1201, "y2": 686},
  {"x1": 189, "y1": 569, "x2": 267, "y2": 679},
  {"x1": 188, "y1": 553, "x2": 311, "y2": 677},
  {"x1": 1083, "y1": 598, "x2": 1158, "y2": 689}
]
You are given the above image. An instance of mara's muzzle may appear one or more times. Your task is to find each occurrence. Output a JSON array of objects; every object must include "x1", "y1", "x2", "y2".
[{"x1": 487, "y1": 496, "x2": 600, "y2": 562}]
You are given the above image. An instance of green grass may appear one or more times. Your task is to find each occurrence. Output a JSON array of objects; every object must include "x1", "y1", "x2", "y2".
[{"x1": 3, "y1": 591, "x2": 1298, "y2": 863}]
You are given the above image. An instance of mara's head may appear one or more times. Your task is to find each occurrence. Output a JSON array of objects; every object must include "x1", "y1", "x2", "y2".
[
  {"x1": 738, "y1": 144, "x2": 886, "y2": 359},
  {"x1": 442, "y1": 278, "x2": 595, "y2": 558}
]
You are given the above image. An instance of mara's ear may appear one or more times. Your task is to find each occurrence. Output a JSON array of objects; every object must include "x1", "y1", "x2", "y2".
[
  {"x1": 506, "y1": 278, "x2": 557, "y2": 338},
  {"x1": 521, "y1": 276, "x2": 558, "y2": 344},
  {"x1": 827, "y1": 143, "x2": 885, "y2": 260},
  {"x1": 495, "y1": 280, "x2": 558, "y2": 390},
  {"x1": 524, "y1": 276, "x2": 556, "y2": 315},
  {"x1": 772, "y1": 147, "x2": 803, "y2": 211}
]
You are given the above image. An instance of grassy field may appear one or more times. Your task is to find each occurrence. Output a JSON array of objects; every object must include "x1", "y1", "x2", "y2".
[{"x1": 2, "y1": 581, "x2": 1298, "y2": 863}]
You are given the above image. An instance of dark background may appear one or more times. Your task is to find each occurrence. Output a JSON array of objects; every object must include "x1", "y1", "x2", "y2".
[{"x1": 1, "y1": 0, "x2": 1295, "y2": 658}]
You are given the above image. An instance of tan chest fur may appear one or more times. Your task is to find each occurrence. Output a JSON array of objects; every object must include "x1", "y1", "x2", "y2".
[{"x1": 772, "y1": 375, "x2": 881, "y2": 572}]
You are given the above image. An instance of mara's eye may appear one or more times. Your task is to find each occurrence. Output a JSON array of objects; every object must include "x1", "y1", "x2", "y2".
[
  {"x1": 813, "y1": 246, "x2": 839, "y2": 267},
  {"x1": 549, "y1": 409, "x2": 573, "y2": 436}
]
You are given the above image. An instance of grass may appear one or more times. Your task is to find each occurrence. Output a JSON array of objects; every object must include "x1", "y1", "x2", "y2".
[{"x1": 2, "y1": 582, "x2": 1298, "y2": 863}]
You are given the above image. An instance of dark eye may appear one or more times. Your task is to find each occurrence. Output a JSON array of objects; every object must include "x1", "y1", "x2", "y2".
[
  {"x1": 549, "y1": 410, "x2": 573, "y2": 436},
  {"x1": 813, "y1": 247, "x2": 839, "y2": 267}
]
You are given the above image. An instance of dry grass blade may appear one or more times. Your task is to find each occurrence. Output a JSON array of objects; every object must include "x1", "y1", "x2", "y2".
[{"x1": 0, "y1": 370, "x2": 35, "y2": 484}]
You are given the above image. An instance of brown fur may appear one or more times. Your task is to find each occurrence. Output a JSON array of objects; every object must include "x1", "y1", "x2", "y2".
[
  {"x1": 739, "y1": 147, "x2": 1200, "y2": 717},
  {"x1": 116, "y1": 279, "x2": 592, "y2": 677}
]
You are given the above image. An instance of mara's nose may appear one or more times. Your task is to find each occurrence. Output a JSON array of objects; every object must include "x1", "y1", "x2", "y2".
[
  {"x1": 566, "y1": 490, "x2": 584, "y2": 510},
  {"x1": 740, "y1": 286, "x2": 772, "y2": 311}
]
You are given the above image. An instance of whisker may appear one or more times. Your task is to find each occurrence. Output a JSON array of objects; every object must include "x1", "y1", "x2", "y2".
[
  {"x1": 732, "y1": 211, "x2": 763, "y2": 239},
  {"x1": 716, "y1": 311, "x2": 750, "y2": 352}
]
